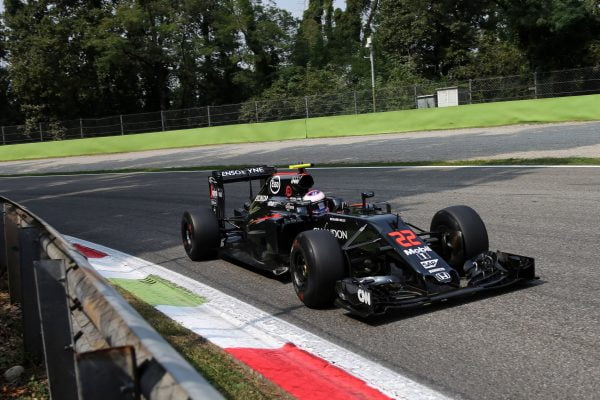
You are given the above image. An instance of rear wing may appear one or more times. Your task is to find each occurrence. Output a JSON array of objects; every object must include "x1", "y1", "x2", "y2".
[
  {"x1": 211, "y1": 166, "x2": 276, "y2": 184},
  {"x1": 209, "y1": 165, "x2": 276, "y2": 224}
]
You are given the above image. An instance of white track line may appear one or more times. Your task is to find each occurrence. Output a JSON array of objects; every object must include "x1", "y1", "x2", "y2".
[
  {"x1": 2, "y1": 164, "x2": 600, "y2": 179},
  {"x1": 67, "y1": 236, "x2": 451, "y2": 400}
]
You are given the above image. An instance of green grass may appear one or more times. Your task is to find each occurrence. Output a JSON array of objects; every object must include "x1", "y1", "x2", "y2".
[
  {"x1": 1, "y1": 94, "x2": 599, "y2": 162},
  {"x1": 109, "y1": 275, "x2": 206, "y2": 307},
  {"x1": 117, "y1": 288, "x2": 293, "y2": 400},
  {"x1": 1, "y1": 157, "x2": 599, "y2": 177}
]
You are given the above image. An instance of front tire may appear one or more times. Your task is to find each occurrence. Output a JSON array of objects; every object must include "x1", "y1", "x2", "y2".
[
  {"x1": 430, "y1": 205, "x2": 489, "y2": 272},
  {"x1": 181, "y1": 208, "x2": 220, "y2": 261},
  {"x1": 290, "y1": 230, "x2": 346, "y2": 308}
]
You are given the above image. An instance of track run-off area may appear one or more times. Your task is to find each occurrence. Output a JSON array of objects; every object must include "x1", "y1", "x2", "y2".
[{"x1": 1, "y1": 165, "x2": 599, "y2": 399}]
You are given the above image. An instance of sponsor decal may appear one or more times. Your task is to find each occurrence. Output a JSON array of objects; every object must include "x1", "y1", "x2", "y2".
[
  {"x1": 291, "y1": 176, "x2": 301, "y2": 185},
  {"x1": 434, "y1": 272, "x2": 451, "y2": 282},
  {"x1": 267, "y1": 200, "x2": 281, "y2": 207},
  {"x1": 388, "y1": 230, "x2": 422, "y2": 247},
  {"x1": 420, "y1": 259, "x2": 438, "y2": 269},
  {"x1": 357, "y1": 288, "x2": 371, "y2": 306},
  {"x1": 285, "y1": 185, "x2": 293, "y2": 197},
  {"x1": 254, "y1": 195, "x2": 268, "y2": 202},
  {"x1": 329, "y1": 217, "x2": 346, "y2": 223},
  {"x1": 221, "y1": 167, "x2": 264, "y2": 177},
  {"x1": 313, "y1": 228, "x2": 349, "y2": 240},
  {"x1": 428, "y1": 268, "x2": 446, "y2": 273},
  {"x1": 270, "y1": 176, "x2": 281, "y2": 194},
  {"x1": 416, "y1": 252, "x2": 431, "y2": 261},
  {"x1": 247, "y1": 167, "x2": 265, "y2": 174},
  {"x1": 285, "y1": 203, "x2": 295, "y2": 211},
  {"x1": 403, "y1": 246, "x2": 432, "y2": 256}
]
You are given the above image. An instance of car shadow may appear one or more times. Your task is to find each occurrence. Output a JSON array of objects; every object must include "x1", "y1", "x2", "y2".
[{"x1": 347, "y1": 279, "x2": 546, "y2": 326}]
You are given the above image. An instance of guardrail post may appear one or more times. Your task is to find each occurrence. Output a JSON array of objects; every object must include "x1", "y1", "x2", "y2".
[
  {"x1": 77, "y1": 346, "x2": 138, "y2": 399},
  {"x1": 161, "y1": 110, "x2": 165, "y2": 131},
  {"x1": 120, "y1": 115, "x2": 125, "y2": 135},
  {"x1": 34, "y1": 259, "x2": 78, "y2": 400},
  {"x1": 80, "y1": 118, "x2": 84, "y2": 138},
  {"x1": 1, "y1": 126, "x2": 5, "y2": 145},
  {"x1": 207, "y1": 106, "x2": 211, "y2": 127},
  {"x1": 19, "y1": 226, "x2": 44, "y2": 361},
  {"x1": 39, "y1": 122, "x2": 43, "y2": 142},
  {"x1": 4, "y1": 205, "x2": 22, "y2": 304},
  {"x1": 353, "y1": 91, "x2": 358, "y2": 114},
  {"x1": 533, "y1": 72, "x2": 538, "y2": 99},
  {"x1": 255, "y1": 101, "x2": 259, "y2": 122},
  {"x1": 0, "y1": 203, "x2": 6, "y2": 285}
]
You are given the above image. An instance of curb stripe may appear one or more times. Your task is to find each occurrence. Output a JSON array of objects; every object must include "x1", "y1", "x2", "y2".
[{"x1": 226, "y1": 343, "x2": 391, "y2": 400}]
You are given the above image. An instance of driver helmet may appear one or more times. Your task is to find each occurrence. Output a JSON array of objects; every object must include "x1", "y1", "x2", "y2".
[{"x1": 303, "y1": 190, "x2": 329, "y2": 216}]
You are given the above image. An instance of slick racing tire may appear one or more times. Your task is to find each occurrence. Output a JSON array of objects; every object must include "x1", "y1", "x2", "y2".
[
  {"x1": 430, "y1": 205, "x2": 489, "y2": 273},
  {"x1": 290, "y1": 230, "x2": 345, "y2": 308},
  {"x1": 181, "y1": 208, "x2": 220, "y2": 261}
]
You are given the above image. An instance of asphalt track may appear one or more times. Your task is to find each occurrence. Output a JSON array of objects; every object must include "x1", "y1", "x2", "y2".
[
  {"x1": 2, "y1": 166, "x2": 599, "y2": 399},
  {"x1": 1, "y1": 121, "x2": 600, "y2": 175}
]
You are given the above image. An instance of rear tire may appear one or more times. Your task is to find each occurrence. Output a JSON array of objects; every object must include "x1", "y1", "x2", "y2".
[
  {"x1": 430, "y1": 205, "x2": 489, "y2": 272},
  {"x1": 290, "y1": 230, "x2": 346, "y2": 308},
  {"x1": 181, "y1": 208, "x2": 220, "y2": 261}
]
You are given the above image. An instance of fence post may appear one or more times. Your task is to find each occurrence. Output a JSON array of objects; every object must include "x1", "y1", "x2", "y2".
[
  {"x1": 207, "y1": 106, "x2": 211, "y2": 127},
  {"x1": 120, "y1": 115, "x2": 124, "y2": 135},
  {"x1": 533, "y1": 72, "x2": 538, "y2": 99},
  {"x1": 353, "y1": 91, "x2": 358, "y2": 114},
  {"x1": 1, "y1": 126, "x2": 5, "y2": 145},
  {"x1": 39, "y1": 122, "x2": 43, "y2": 142},
  {"x1": 305, "y1": 96, "x2": 309, "y2": 119},
  {"x1": 79, "y1": 119, "x2": 84, "y2": 138},
  {"x1": 255, "y1": 101, "x2": 259, "y2": 122},
  {"x1": 414, "y1": 84, "x2": 418, "y2": 109},
  {"x1": 161, "y1": 110, "x2": 166, "y2": 131},
  {"x1": 468, "y1": 79, "x2": 473, "y2": 104}
]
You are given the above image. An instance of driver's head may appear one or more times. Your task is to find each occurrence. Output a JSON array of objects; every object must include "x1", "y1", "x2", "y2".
[{"x1": 302, "y1": 190, "x2": 329, "y2": 216}]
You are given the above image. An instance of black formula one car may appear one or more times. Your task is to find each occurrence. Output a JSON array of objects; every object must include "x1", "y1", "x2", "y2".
[{"x1": 181, "y1": 164, "x2": 535, "y2": 317}]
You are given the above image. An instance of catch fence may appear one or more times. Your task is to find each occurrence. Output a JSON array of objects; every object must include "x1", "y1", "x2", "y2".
[{"x1": 1, "y1": 66, "x2": 599, "y2": 145}]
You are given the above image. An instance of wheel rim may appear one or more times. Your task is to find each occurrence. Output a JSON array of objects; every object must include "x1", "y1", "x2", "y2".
[
  {"x1": 292, "y1": 252, "x2": 308, "y2": 291},
  {"x1": 437, "y1": 224, "x2": 464, "y2": 268}
]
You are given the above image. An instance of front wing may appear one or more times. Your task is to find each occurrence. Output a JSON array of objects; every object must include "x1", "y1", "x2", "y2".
[{"x1": 335, "y1": 251, "x2": 536, "y2": 317}]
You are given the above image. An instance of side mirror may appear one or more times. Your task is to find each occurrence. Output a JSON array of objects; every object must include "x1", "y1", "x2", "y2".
[{"x1": 361, "y1": 192, "x2": 375, "y2": 209}]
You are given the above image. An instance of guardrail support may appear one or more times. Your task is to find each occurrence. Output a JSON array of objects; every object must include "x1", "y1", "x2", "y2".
[
  {"x1": 19, "y1": 226, "x2": 44, "y2": 360},
  {"x1": 1, "y1": 126, "x2": 5, "y2": 145},
  {"x1": 4, "y1": 205, "x2": 22, "y2": 304},
  {"x1": 0, "y1": 204, "x2": 6, "y2": 285},
  {"x1": 120, "y1": 115, "x2": 125, "y2": 135},
  {"x1": 77, "y1": 346, "x2": 138, "y2": 400},
  {"x1": 161, "y1": 111, "x2": 166, "y2": 132},
  {"x1": 34, "y1": 259, "x2": 79, "y2": 400}
]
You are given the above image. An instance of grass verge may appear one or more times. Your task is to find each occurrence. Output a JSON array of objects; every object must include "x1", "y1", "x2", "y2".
[
  {"x1": 0, "y1": 284, "x2": 49, "y2": 399},
  {"x1": 116, "y1": 287, "x2": 293, "y2": 400},
  {"x1": 1, "y1": 94, "x2": 599, "y2": 162},
  {"x1": 1, "y1": 157, "x2": 599, "y2": 177}
]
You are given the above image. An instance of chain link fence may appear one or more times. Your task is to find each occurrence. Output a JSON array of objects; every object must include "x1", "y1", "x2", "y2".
[{"x1": 2, "y1": 66, "x2": 599, "y2": 145}]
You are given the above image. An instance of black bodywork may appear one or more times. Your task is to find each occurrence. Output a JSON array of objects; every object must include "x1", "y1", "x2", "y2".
[{"x1": 206, "y1": 165, "x2": 536, "y2": 317}]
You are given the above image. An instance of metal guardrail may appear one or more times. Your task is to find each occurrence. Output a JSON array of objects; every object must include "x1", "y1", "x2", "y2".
[
  {"x1": 1, "y1": 66, "x2": 599, "y2": 145},
  {"x1": 0, "y1": 196, "x2": 224, "y2": 400}
]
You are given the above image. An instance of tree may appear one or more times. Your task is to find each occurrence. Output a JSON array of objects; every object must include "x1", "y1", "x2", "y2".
[{"x1": 496, "y1": 0, "x2": 600, "y2": 70}]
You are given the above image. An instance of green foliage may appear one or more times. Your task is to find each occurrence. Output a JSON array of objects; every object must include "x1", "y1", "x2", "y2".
[{"x1": 0, "y1": 0, "x2": 599, "y2": 127}]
